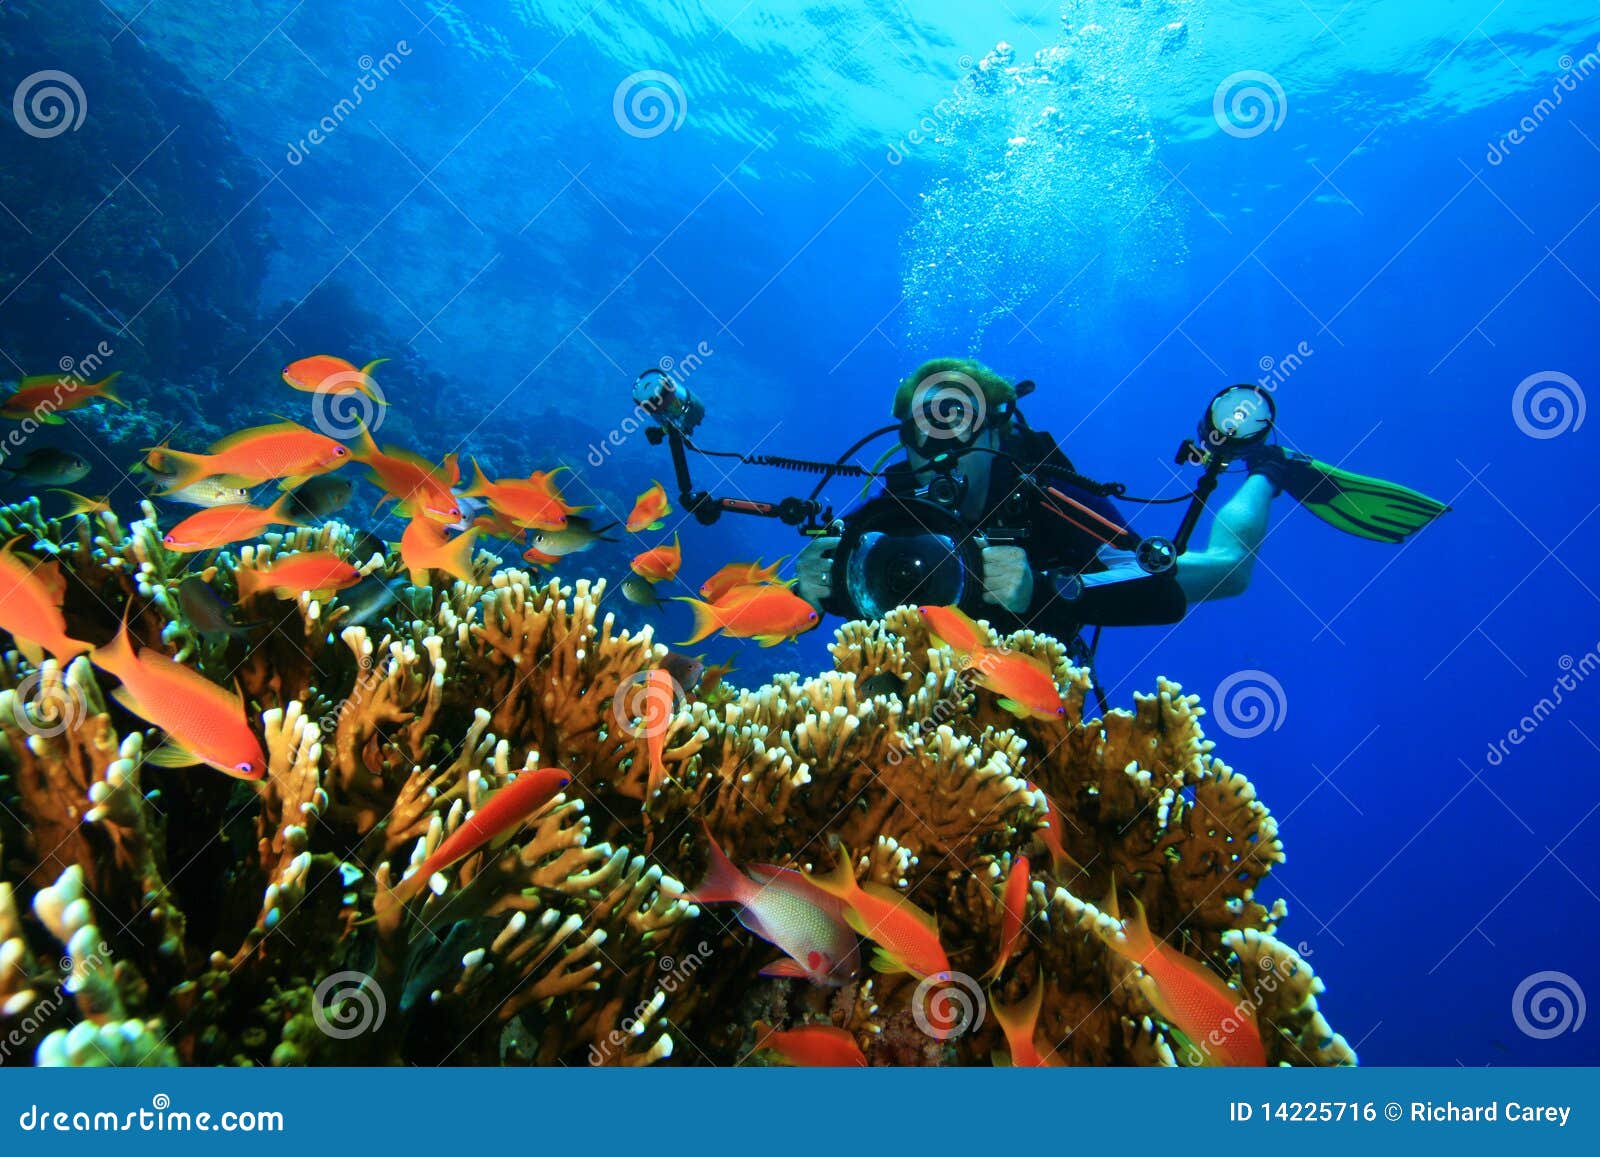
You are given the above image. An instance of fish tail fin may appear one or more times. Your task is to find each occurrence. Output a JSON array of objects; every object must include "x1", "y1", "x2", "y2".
[
  {"x1": 359, "y1": 358, "x2": 390, "y2": 404},
  {"x1": 89, "y1": 606, "x2": 138, "y2": 679},
  {"x1": 1104, "y1": 879, "x2": 1156, "y2": 963},
  {"x1": 804, "y1": 848, "x2": 861, "y2": 908},
  {"x1": 683, "y1": 820, "x2": 747, "y2": 905},
  {"x1": 439, "y1": 528, "x2": 480, "y2": 584},
  {"x1": 234, "y1": 567, "x2": 263, "y2": 603},
  {"x1": 49, "y1": 488, "x2": 99, "y2": 516},
  {"x1": 96, "y1": 372, "x2": 127, "y2": 408},
  {"x1": 991, "y1": 977, "x2": 1046, "y2": 1055},
  {"x1": 461, "y1": 457, "x2": 492, "y2": 498},
  {"x1": 351, "y1": 419, "x2": 381, "y2": 462},
  {"x1": 266, "y1": 493, "x2": 305, "y2": 528},
  {"x1": 670, "y1": 597, "x2": 722, "y2": 646},
  {"x1": 144, "y1": 446, "x2": 213, "y2": 495}
]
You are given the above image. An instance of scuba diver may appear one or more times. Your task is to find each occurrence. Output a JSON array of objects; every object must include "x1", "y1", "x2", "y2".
[
  {"x1": 789, "y1": 358, "x2": 1451, "y2": 650},
  {"x1": 629, "y1": 357, "x2": 1449, "y2": 692}
]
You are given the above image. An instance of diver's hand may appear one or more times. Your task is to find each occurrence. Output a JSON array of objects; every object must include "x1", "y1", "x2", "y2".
[
  {"x1": 980, "y1": 545, "x2": 1034, "y2": 613},
  {"x1": 795, "y1": 535, "x2": 841, "y2": 611}
]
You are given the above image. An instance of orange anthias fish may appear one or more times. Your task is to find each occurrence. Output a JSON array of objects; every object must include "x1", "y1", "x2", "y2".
[
  {"x1": 352, "y1": 422, "x2": 462, "y2": 524},
  {"x1": 0, "y1": 539, "x2": 91, "y2": 664},
  {"x1": 685, "y1": 822, "x2": 859, "y2": 987},
  {"x1": 520, "y1": 545, "x2": 560, "y2": 569},
  {"x1": 49, "y1": 489, "x2": 112, "y2": 517},
  {"x1": 282, "y1": 355, "x2": 388, "y2": 403},
  {"x1": 699, "y1": 657, "x2": 735, "y2": 696},
  {"x1": 629, "y1": 534, "x2": 681, "y2": 583},
  {"x1": 2, "y1": 371, "x2": 125, "y2": 423},
  {"x1": 749, "y1": 1022, "x2": 866, "y2": 1068},
  {"x1": 162, "y1": 497, "x2": 303, "y2": 553},
  {"x1": 673, "y1": 584, "x2": 819, "y2": 648},
  {"x1": 461, "y1": 460, "x2": 573, "y2": 531},
  {"x1": 472, "y1": 508, "x2": 527, "y2": 542},
  {"x1": 964, "y1": 646, "x2": 1066, "y2": 721},
  {"x1": 235, "y1": 551, "x2": 362, "y2": 602},
  {"x1": 399, "y1": 516, "x2": 479, "y2": 586},
  {"x1": 1033, "y1": 785, "x2": 1084, "y2": 881},
  {"x1": 1104, "y1": 889, "x2": 1266, "y2": 1067},
  {"x1": 700, "y1": 557, "x2": 785, "y2": 602},
  {"x1": 805, "y1": 850, "x2": 951, "y2": 980},
  {"x1": 918, "y1": 604, "x2": 989, "y2": 655},
  {"x1": 148, "y1": 421, "x2": 352, "y2": 493},
  {"x1": 992, "y1": 978, "x2": 1053, "y2": 1067},
  {"x1": 630, "y1": 668, "x2": 677, "y2": 799},
  {"x1": 625, "y1": 481, "x2": 671, "y2": 532},
  {"x1": 91, "y1": 619, "x2": 266, "y2": 779},
  {"x1": 401, "y1": 766, "x2": 572, "y2": 896},
  {"x1": 984, "y1": 855, "x2": 1031, "y2": 981}
]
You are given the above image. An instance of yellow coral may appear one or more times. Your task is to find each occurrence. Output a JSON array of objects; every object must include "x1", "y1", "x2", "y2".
[{"x1": 0, "y1": 500, "x2": 1352, "y2": 1066}]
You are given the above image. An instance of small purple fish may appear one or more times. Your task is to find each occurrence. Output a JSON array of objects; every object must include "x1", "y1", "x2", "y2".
[{"x1": 686, "y1": 822, "x2": 859, "y2": 986}]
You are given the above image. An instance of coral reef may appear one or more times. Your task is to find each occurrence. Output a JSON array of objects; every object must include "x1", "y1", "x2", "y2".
[{"x1": 0, "y1": 498, "x2": 1353, "y2": 1067}]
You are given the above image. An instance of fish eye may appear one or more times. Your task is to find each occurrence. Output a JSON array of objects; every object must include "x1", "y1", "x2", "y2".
[
  {"x1": 162, "y1": 534, "x2": 175, "y2": 546},
  {"x1": 235, "y1": 760, "x2": 255, "y2": 774},
  {"x1": 333, "y1": 445, "x2": 348, "y2": 457}
]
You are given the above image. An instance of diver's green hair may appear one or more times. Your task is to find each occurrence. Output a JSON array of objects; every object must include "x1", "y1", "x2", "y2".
[{"x1": 891, "y1": 358, "x2": 1017, "y2": 419}]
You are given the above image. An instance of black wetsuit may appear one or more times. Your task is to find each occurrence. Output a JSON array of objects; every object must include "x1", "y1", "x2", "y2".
[{"x1": 881, "y1": 427, "x2": 1187, "y2": 643}]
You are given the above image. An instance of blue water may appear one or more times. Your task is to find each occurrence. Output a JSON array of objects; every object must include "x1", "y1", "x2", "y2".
[{"x1": 5, "y1": 0, "x2": 1599, "y2": 1065}]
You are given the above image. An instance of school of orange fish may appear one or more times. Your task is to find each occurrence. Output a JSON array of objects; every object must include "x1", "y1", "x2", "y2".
[{"x1": 0, "y1": 357, "x2": 1266, "y2": 1068}]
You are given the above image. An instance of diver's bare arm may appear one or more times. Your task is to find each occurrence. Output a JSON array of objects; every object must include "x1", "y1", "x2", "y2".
[{"x1": 1174, "y1": 473, "x2": 1274, "y2": 603}]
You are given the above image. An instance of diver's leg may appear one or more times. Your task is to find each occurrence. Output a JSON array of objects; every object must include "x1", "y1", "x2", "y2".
[{"x1": 1175, "y1": 473, "x2": 1274, "y2": 603}]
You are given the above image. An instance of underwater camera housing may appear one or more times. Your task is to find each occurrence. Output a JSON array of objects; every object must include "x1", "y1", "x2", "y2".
[
  {"x1": 824, "y1": 495, "x2": 986, "y2": 621},
  {"x1": 634, "y1": 367, "x2": 705, "y2": 437}
]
